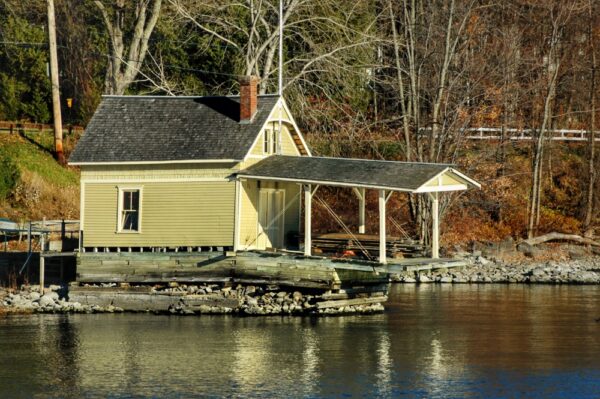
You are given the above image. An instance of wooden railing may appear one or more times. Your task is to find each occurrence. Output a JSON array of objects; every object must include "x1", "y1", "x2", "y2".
[
  {"x1": 418, "y1": 127, "x2": 600, "y2": 142},
  {"x1": 0, "y1": 121, "x2": 84, "y2": 135},
  {"x1": 463, "y1": 127, "x2": 600, "y2": 142}
]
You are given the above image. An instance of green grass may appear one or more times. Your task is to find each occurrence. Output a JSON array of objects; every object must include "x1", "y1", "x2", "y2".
[{"x1": 0, "y1": 132, "x2": 78, "y2": 187}]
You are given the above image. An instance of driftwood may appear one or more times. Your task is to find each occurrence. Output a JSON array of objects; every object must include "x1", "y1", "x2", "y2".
[{"x1": 523, "y1": 232, "x2": 600, "y2": 247}]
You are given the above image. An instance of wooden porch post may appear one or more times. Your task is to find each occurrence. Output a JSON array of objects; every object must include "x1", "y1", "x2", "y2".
[
  {"x1": 233, "y1": 179, "x2": 242, "y2": 252},
  {"x1": 431, "y1": 192, "x2": 439, "y2": 259},
  {"x1": 358, "y1": 187, "x2": 366, "y2": 234},
  {"x1": 39, "y1": 255, "x2": 45, "y2": 295},
  {"x1": 304, "y1": 184, "x2": 312, "y2": 256},
  {"x1": 379, "y1": 189, "x2": 386, "y2": 264},
  {"x1": 352, "y1": 187, "x2": 366, "y2": 234}
]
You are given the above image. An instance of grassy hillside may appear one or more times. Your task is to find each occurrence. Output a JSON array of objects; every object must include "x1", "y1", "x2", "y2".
[{"x1": 0, "y1": 131, "x2": 79, "y2": 221}]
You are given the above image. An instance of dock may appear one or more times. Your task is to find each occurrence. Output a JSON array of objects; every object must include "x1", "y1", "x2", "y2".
[{"x1": 76, "y1": 250, "x2": 468, "y2": 289}]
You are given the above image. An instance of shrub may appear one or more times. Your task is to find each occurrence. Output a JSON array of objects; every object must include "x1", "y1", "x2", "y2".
[{"x1": 0, "y1": 152, "x2": 20, "y2": 200}]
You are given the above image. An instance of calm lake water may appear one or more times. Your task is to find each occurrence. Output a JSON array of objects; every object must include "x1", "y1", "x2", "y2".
[{"x1": 1, "y1": 284, "x2": 599, "y2": 398}]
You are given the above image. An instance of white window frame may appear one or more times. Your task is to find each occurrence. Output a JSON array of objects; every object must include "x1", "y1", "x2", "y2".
[
  {"x1": 116, "y1": 186, "x2": 143, "y2": 233},
  {"x1": 262, "y1": 124, "x2": 281, "y2": 155},
  {"x1": 263, "y1": 129, "x2": 270, "y2": 154}
]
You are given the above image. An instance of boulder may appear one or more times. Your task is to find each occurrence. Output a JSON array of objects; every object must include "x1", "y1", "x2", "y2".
[
  {"x1": 517, "y1": 243, "x2": 540, "y2": 258},
  {"x1": 570, "y1": 271, "x2": 599, "y2": 284},
  {"x1": 246, "y1": 297, "x2": 258, "y2": 307},
  {"x1": 530, "y1": 266, "x2": 547, "y2": 278},
  {"x1": 568, "y1": 247, "x2": 588, "y2": 260},
  {"x1": 29, "y1": 292, "x2": 41, "y2": 301},
  {"x1": 477, "y1": 256, "x2": 492, "y2": 266},
  {"x1": 39, "y1": 294, "x2": 56, "y2": 307},
  {"x1": 292, "y1": 291, "x2": 303, "y2": 303}
]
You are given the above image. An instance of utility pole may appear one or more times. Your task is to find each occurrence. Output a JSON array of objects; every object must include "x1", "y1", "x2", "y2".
[
  {"x1": 277, "y1": 0, "x2": 283, "y2": 153},
  {"x1": 47, "y1": 0, "x2": 65, "y2": 164},
  {"x1": 278, "y1": 0, "x2": 283, "y2": 97}
]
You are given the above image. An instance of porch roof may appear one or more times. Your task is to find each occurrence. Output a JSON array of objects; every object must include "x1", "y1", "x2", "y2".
[{"x1": 238, "y1": 155, "x2": 480, "y2": 193}]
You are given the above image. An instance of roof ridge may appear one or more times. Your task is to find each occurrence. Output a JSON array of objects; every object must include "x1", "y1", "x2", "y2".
[{"x1": 275, "y1": 154, "x2": 454, "y2": 167}]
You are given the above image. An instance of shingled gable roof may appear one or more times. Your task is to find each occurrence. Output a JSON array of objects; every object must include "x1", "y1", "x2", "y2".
[
  {"x1": 238, "y1": 155, "x2": 480, "y2": 192},
  {"x1": 69, "y1": 94, "x2": 281, "y2": 164}
]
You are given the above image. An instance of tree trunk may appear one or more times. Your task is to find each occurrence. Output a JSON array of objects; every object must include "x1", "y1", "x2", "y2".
[
  {"x1": 523, "y1": 232, "x2": 600, "y2": 247},
  {"x1": 584, "y1": 0, "x2": 597, "y2": 236},
  {"x1": 95, "y1": 0, "x2": 162, "y2": 95},
  {"x1": 528, "y1": 19, "x2": 561, "y2": 239}
]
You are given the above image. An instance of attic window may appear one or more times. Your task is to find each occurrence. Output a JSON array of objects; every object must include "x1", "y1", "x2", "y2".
[
  {"x1": 118, "y1": 188, "x2": 142, "y2": 233},
  {"x1": 263, "y1": 127, "x2": 280, "y2": 155}
]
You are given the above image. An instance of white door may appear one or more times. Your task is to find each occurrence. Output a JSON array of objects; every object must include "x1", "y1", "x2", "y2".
[{"x1": 258, "y1": 189, "x2": 285, "y2": 249}]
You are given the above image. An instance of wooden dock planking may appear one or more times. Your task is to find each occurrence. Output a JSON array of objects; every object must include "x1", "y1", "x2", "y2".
[{"x1": 76, "y1": 250, "x2": 469, "y2": 287}]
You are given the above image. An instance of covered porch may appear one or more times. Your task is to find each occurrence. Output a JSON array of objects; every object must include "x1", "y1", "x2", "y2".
[{"x1": 235, "y1": 155, "x2": 480, "y2": 265}]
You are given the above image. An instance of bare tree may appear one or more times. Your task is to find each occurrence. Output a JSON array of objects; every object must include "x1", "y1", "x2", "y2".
[
  {"x1": 166, "y1": 0, "x2": 374, "y2": 95},
  {"x1": 526, "y1": 1, "x2": 579, "y2": 239},
  {"x1": 383, "y1": 0, "x2": 489, "y2": 241},
  {"x1": 94, "y1": 0, "x2": 162, "y2": 95},
  {"x1": 583, "y1": 0, "x2": 597, "y2": 237}
]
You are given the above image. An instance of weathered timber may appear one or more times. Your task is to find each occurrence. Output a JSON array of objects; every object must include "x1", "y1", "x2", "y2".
[
  {"x1": 69, "y1": 286, "x2": 240, "y2": 311},
  {"x1": 389, "y1": 258, "x2": 471, "y2": 272},
  {"x1": 316, "y1": 295, "x2": 388, "y2": 309},
  {"x1": 522, "y1": 232, "x2": 600, "y2": 247},
  {"x1": 77, "y1": 252, "x2": 344, "y2": 289},
  {"x1": 76, "y1": 250, "x2": 469, "y2": 288},
  {"x1": 321, "y1": 286, "x2": 388, "y2": 300},
  {"x1": 311, "y1": 233, "x2": 426, "y2": 259},
  {"x1": 77, "y1": 252, "x2": 236, "y2": 284}
]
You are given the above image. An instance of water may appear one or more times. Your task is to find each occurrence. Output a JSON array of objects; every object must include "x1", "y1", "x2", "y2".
[{"x1": 1, "y1": 284, "x2": 599, "y2": 398}]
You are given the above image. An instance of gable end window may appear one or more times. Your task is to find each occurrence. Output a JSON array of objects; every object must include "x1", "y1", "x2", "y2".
[
  {"x1": 118, "y1": 188, "x2": 142, "y2": 233},
  {"x1": 263, "y1": 130, "x2": 270, "y2": 154},
  {"x1": 262, "y1": 125, "x2": 280, "y2": 155}
]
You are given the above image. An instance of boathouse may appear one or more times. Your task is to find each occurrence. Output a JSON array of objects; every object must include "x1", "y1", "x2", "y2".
[{"x1": 69, "y1": 76, "x2": 479, "y2": 267}]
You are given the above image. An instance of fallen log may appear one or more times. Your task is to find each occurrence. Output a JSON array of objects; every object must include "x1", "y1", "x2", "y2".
[{"x1": 522, "y1": 232, "x2": 600, "y2": 247}]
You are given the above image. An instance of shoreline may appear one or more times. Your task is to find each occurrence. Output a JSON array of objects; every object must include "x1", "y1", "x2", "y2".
[
  {"x1": 2, "y1": 255, "x2": 599, "y2": 316},
  {"x1": 390, "y1": 255, "x2": 600, "y2": 284},
  {"x1": 0, "y1": 283, "x2": 386, "y2": 316}
]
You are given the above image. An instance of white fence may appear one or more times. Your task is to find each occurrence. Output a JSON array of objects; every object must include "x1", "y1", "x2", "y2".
[{"x1": 462, "y1": 127, "x2": 600, "y2": 142}]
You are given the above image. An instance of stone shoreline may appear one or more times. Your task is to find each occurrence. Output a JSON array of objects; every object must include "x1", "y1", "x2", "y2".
[
  {"x1": 0, "y1": 284, "x2": 385, "y2": 316},
  {"x1": 2, "y1": 256, "x2": 600, "y2": 316},
  {"x1": 392, "y1": 255, "x2": 600, "y2": 284}
]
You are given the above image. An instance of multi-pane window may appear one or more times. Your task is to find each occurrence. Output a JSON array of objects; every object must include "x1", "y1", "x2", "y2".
[
  {"x1": 262, "y1": 126, "x2": 280, "y2": 155},
  {"x1": 263, "y1": 129, "x2": 270, "y2": 154},
  {"x1": 120, "y1": 189, "x2": 140, "y2": 232}
]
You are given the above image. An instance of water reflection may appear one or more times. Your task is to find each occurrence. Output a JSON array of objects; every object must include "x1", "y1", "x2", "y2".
[
  {"x1": 300, "y1": 325, "x2": 319, "y2": 394},
  {"x1": 375, "y1": 331, "x2": 392, "y2": 397},
  {"x1": 1, "y1": 285, "x2": 599, "y2": 398}
]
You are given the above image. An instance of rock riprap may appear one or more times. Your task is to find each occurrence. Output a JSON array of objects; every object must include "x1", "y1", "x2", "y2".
[
  {"x1": 1, "y1": 283, "x2": 386, "y2": 316},
  {"x1": 391, "y1": 256, "x2": 600, "y2": 284}
]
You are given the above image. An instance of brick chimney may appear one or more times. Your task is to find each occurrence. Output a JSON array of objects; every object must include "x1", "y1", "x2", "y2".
[{"x1": 239, "y1": 75, "x2": 259, "y2": 123}]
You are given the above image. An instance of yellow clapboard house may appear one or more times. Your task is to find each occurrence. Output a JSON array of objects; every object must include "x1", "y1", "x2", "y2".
[{"x1": 70, "y1": 76, "x2": 480, "y2": 265}]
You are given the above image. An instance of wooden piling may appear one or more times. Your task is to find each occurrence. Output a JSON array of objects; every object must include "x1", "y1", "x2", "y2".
[{"x1": 39, "y1": 256, "x2": 45, "y2": 295}]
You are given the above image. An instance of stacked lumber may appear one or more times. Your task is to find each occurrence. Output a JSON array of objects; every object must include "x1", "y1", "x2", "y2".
[{"x1": 311, "y1": 233, "x2": 426, "y2": 259}]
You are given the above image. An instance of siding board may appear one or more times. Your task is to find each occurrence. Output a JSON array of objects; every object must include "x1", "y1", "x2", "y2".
[{"x1": 84, "y1": 181, "x2": 235, "y2": 247}]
